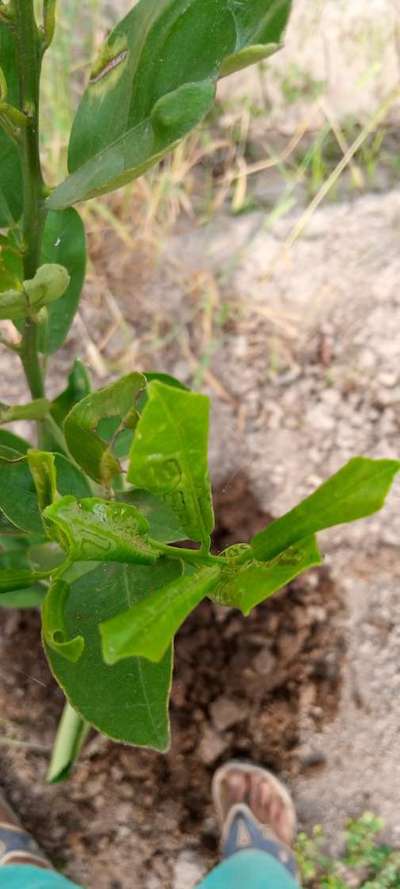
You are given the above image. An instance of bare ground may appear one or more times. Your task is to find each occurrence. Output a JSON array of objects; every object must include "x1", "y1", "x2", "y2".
[{"x1": 1, "y1": 187, "x2": 400, "y2": 884}]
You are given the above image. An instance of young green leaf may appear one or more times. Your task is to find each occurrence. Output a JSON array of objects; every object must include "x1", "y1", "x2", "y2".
[
  {"x1": 38, "y1": 209, "x2": 86, "y2": 354},
  {"x1": 1, "y1": 264, "x2": 70, "y2": 321},
  {"x1": 101, "y1": 565, "x2": 221, "y2": 665},
  {"x1": 252, "y1": 458, "x2": 400, "y2": 561},
  {"x1": 23, "y1": 263, "x2": 70, "y2": 309},
  {"x1": 27, "y1": 450, "x2": 58, "y2": 511},
  {"x1": 27, "y1": 450, "x2": 92, "y2": 514},
  {"x1": 0, "y1": 23, "x2": 22, "y2": 225},
  {"x1": 64, "y1": 373, "x2": 146, "y2": 484},
  {"x1": 43, "y1": 496, "x2": 160, "y2": 564},
  {"x1": 48, "y1": 0, "x2": 292, "y2": 208},
  {"x1": 213, "y1": 537, "x2": 322, "y2": 615},
  {"x1": 44, "y1": 559, "x2": 182, "y2": 749},
  {"x1": 128, "y1": 381, "x2": 214, "y2": 546},
  {"x1": 51, "y1": 359, "x2": 91, "y2": 427}
]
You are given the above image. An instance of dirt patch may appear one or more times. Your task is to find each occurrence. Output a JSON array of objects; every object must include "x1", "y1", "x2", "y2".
[{"x1": 0, "y1": 477, "x2": 344, "y2": 888}]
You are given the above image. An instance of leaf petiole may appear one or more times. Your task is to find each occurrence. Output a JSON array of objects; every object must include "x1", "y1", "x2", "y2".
[{"x1": 154, "y1": 540, "x2": 220, "y2": 568}]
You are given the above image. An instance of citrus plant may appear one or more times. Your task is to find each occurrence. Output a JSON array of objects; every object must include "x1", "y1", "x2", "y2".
[{"x1": 0, "y1": 0, "x2": 399, "y2": 781}]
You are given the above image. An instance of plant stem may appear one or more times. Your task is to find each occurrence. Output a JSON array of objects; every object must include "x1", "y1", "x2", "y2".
[
  {"x1": 14, "y1": 0, "x2": 47, "y2": 401},
  {"x1": 20, "y1": 320, "x2": 45, "y2": 398},
  {"x1": 155, "y1": 541, "x2": 221, "y2": 567}
]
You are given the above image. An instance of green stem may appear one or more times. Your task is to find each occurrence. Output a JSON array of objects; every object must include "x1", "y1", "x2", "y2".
[
  {"x1": 20, "y1": 320, "x2": 45, "y2": 398},
  {"x1": 14, "y1": 0, "x2": 47, "y2": 401},
  {"x1": 155, "y1": 541, "x2": 220, "y2": 567}
]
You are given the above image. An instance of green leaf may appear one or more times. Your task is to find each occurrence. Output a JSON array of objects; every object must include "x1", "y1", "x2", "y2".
[
  {"x1": 101, "y1": 565, "x2": 220, "y2": 664},
  {"x1": 42, "y1": 579, "x2": 84, "y2": 662},
  {"x1": 51, "y1": 359, "x2": 91, "y2": 427},
  {"x1": 213, "y1": 536, "x2": 322, "y2": 615},
  {"x1": 49, "y1": 82, "x2": 214, "y2": 209},
  {"x1": 38, "y1": 209, "x2": 86, "y2": 354},
  {"x1": 136, "y1": 371, "x2": 189, "y2": 415},
  {"x1": 28, "y1": 541, "x2": 66, "y2": 573},
  {"x1": 44, "y1": 559, "x2": 182, "y2": 749},
  {"x1": 128, "y1": 381, "x2": 214, "y2": 546},
  {"x1": 64, "y1": 373, "x2": 146, "y2": 484},
  {"x1": 119, "y1": 489, "x2": 187, "y2": 543},
  {"x1": 48, "y1": 0, "x2": 292, "y2": 208},
  {"x1": 0, "y1": 508, "x2": 22, "y2": 535},
  {"x1": 0, "y1": 452, "x2": 43, "y2": 534},
  {"x1": 0, "y1": 451, "x2": 91, "y2": 535},
  {"x1": 252, "y1": 458, "x2": 400, "y2": 561},
  {"x1": 0, "y1": 537, "x2": 47, "y2": 608},
  {"x1": 43, "y1": 496, "x2": 159, "y2": 564},
  {"x1": 53, "y1": 453, "x2": 92, "y2": 499},
  {"x1": 0, "y1": 23, "x2": 22, "y2": 225},
  {"x1": 0, "y1": 429, "x2": 30, "y2": 453}
]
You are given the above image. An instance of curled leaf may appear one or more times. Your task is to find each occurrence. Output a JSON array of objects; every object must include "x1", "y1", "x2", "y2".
[
  {"x1": 24, "y1": 263, "x2": 70, "y2": 308},
  {"x1": 64, "y1": 373, "x2": 145, "y2": 485},
  {"x1": 43, "y1": 496, "x2": 160, "y2": 564},
  {"x1": 27, "y1": 450, "x2": 57, "y2": 511},
  {"x1": 42, "y1": 579, "x2": 84, "y2": 663},
  {"x1": 0, "y1": 263, "x2": 70, "y2": 321},
  {"x1": 212, "y1": 536, "x2": 322, "y2": 615}
]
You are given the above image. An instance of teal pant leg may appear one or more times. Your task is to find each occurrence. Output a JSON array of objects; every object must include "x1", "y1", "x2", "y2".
[
  {"x1": 198, "y1": 849, "x2": 300, "y2": 889},
  {"x1": 0, "y1": 866, "x2": 82, "y2": 889}
]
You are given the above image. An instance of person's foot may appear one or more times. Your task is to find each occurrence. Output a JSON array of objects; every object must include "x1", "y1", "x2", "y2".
[
  {"x1": 0, "y1": 790, "x2": 52, "y2": 869},
  {"x1": 212, "y1": 762, "x2": 297, "y2": 878}
]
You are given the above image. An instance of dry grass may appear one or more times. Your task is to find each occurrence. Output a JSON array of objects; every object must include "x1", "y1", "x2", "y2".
[{"x1": 36, "y1": 1, "x2": 400, "y2": 380}]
